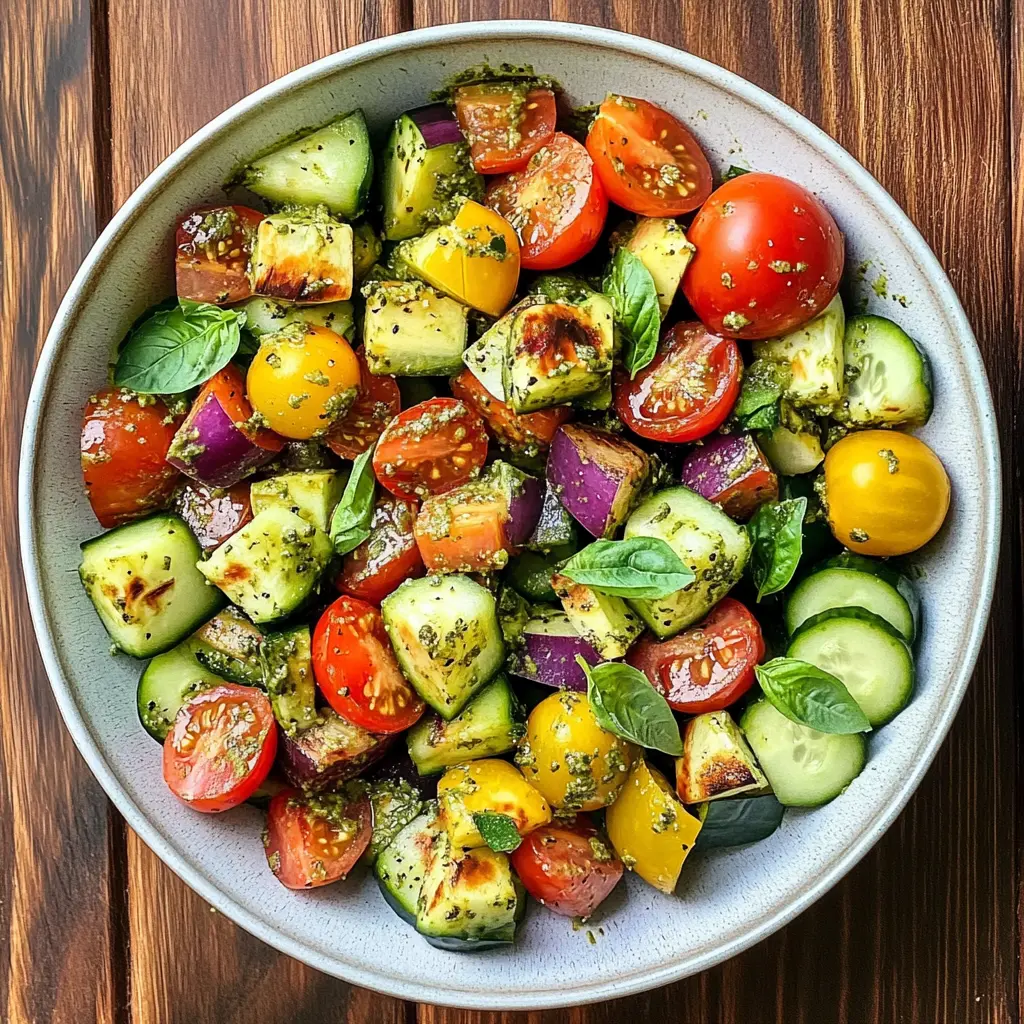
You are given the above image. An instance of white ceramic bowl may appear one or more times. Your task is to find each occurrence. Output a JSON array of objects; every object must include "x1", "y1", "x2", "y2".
[{"x1": 19, "y1": 21, "x2": 1000, "y2": 1011}]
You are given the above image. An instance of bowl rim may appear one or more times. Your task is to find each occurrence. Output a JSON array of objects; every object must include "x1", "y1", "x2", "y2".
[{"x1": 18, "y1": 19, "x2": 1001, "y2": 1011}]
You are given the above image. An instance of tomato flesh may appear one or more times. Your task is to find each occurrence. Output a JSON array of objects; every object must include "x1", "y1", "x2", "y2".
[
  {"x1": 683, "y1": 172, "x2": 844, "y2": 340},
  {"x1": 627, "y1": 598, "x2": 764, "y2": 714},
  {"x1": 486, "y1": 133, "x2": 607, "y2": 270},
  {"x1": 336, "y1": 495, "x2": 424, "y2": 604},
  {"x1": 414, "y1": 486, "x2": 511, "y2": 574},
  {"x1": 586, "y1": 95, "x2": 712, "y2": 216},
  {"x1": 173, "y1": 480, "x2": 252, "y2": 550},
  {"x1": 175, "y1": 205, "x2": 263, "y2": 305},
  {"x1": 263, "y1": 790, "x2": 372, "y2": 889},
  {"x1": 312, "y1": 596, "x2": 425, "y2": 734},
  {"x1": 373, "y1": 397, "x2": 488, "y2": 500},
  {"x1": 455, "y1": 84, "x2": 557, "y2": 174},
  {"x1": 162, "y1": 684, "x2": 277, "y2": 813},
  {"x1": 81, "y1": 387, "x2": 183, "y2": 528},
  {"x1": 325, "y1": 347, "x2": 401, "y2": 460},
  {"x1": 613, "y1": 322, "x2": 741, "y2": 442},
  {"x1": 509, "y1": 816, "x2": 623, "y2": 918}
]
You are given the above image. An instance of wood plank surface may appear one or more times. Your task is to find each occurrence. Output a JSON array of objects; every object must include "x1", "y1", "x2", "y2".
[{"x1": 0, "y1": 0, "x2": 1017, "y2": 1021}]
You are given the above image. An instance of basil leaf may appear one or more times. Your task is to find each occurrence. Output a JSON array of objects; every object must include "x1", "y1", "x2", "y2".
[
  {"x1": 561, "y1": 538, "x2": 695, "y2": 598},
  {"x1": 734, "y1": 358, "x2": 787, "y2": 432},
  {"x1": 755, "y1": 658, "x2": 871, "y2": 734},
  {"x1": 722, "y1": 165, "x2": 751, "y2": 181},
  {"x1": 603, "y1": 247, "x2": 661, "y2": 378},
  {"x1": 472, "y1": 811, "x2": 522, "y2": 853},
  {"x1": 747, "y1": 497, "x2": 807, "y2": 600},
  {"x1": 329, "y1": 445, "x2": 377, "y2": 556},
  {"x1": 114, "y1": 300, "x2": 245, "y2": 394},
  {"x1": 577, "y1": 656, "x2": 683, "y2": 755}
]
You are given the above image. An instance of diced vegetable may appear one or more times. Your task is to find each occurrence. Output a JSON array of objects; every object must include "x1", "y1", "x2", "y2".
[
  {"x1": 364, "y1": 778, "x2": 424, "y2": 862},
  {"x1": 506, "y1": 607, "x2": 601, "y2": 691},
  {"x1": 461, "y1": 299, "x2": 532, "y2": 399},
  {"x1": 240, "y1": 296, "x2": 355, "y2": 341},
  {"x1": 190, "y1": 606, "x2": 265, "y2": 686},
  {"x1": 376, "y1": 809, "x2": 441, "y2": 924},
  {"x1": 622, "y1": 217, "x2": 695, "y2": 316},
  {"x1": 675, "y1": 711, "x2": 769, "y2": 804},
  {"x1": 487, "y1": 461, "x2": 543, "y2": 546},
  {"x1": 551, "y1": 573, "x2": 644, "y2": 660},
  {"x1": 756, "y1": 425, "x2": 824, "y2": 476},
  {"x1": 693, "y1": 794, "x2": 785, "y2": 850},
  {"x1": 262, "y1": 625, "x2": 318, "y2": 736},
  {"x1": 415, "y1": 478, "x2": 512, "y2": 574},
  {"x1": 525, "y1": 482, "x2": 579, "y2": 552},
  {"x1": 679, "y1": 433, "x2": 778, "y2": 521},
  {"x1": 136, "y1": 640, "x2": 226, "y2": 741},
  {"x1": 172, "y1": 481, "x2": 252, "y2": 551},
  {"x1": 505, "y1": 545, "x2": 575, "y2": 603},
  {"x1": 175, "y1": 205, "x2": 264, "y2": 305},
  {"x1": 250, "y1": 469, "x2": 347, "y2": 532},
  {"x1": 455, "y1": 82, "x2": 557, "y2": 175},
  {"x1": 277, "y1": 708, "x2": 391, "y2": 791}
]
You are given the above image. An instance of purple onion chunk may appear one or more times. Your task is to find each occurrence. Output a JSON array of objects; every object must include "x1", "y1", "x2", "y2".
[{"x1": 407, "y1": 103, "x2": 466, "y2": 149}]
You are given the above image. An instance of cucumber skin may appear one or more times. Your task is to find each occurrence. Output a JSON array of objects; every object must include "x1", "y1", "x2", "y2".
[{"x1": 694, "y1": 794, "x2": 785, "y2": 851}]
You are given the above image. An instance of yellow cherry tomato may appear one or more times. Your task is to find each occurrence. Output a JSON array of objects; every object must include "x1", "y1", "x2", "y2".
[
  {"x1": 605, "y1": 759, "x2": 702, "y2": 894},
  {"x1": 437, "y1": 759, "x2": 551, "y2": 849},
  {"x1": 246, "y1": 324, "x2": 361, "y2": 440},
  {"x1": 824, "y1": 429, "x2": 950, "y2": 556},
  {"x1": 519, "y1": 691, "x2": 638, "y2": 812}
]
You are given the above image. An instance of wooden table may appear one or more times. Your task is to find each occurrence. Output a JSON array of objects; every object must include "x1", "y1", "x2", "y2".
[{"x1": 1, "y1": 1, "x2": 1019, "y2": 1021}]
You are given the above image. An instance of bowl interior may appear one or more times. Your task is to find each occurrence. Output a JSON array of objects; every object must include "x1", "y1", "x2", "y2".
[{"x1": 21, "y1": 23, "x2": 999, "y2": 1011}]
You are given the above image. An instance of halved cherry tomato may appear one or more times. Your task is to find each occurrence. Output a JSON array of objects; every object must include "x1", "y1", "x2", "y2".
[
  {"x1": 81, "y1": 387, "x2": 183, "y2": 528},
  {"x1": 162, "y1": 684, "x2": 277, "y2": 813},
  {"x1": 486, "y1": 133, "x2": 608, "y2": 270},
  {"x1": 586, "y1": 95, "x2": 712, "y2": 216},
  {"x1": 172, "y1": 480, "x2": 252, "y2": 550},
  {"x1": 449, "y1": 369, "x2": 570, "y2": 458},
  {"x1": 627, "y1": 598, "x2": 764, "y2": 714},
  {"x1": 373, "y1": 397, "x2": 488, "y2": 500},
  {"x1": 263, "y1": 789, "x2": 372, "y2": 889},
  {"x1": 413, "y1": 483, "x2": 511, "y2": 574},
  {"x1": 613, "y1": 321, "x2": 741, "y2": 442},
  {"x1": 200, "y1": 364, "x2": 285, "y2": 453},
  {"x1": 325, "y1": 348, "x2": 401, "y2": 459},
  {"x1": 510, "y1": 816, "x2": 624, "y2": 919},
  {"x1": 336, "y1": 495, "x2": 424, "y2": 604},
  {"x1": 312, "y1": 596, "x2": 425, "y2": 734},
  {"x1": 454, "y1": 83, "x2": 557, "y2": 174},
  {"x1": 683, "y1": 172, "x2": 844, "y2": 340},
  {"x1": 175, "y1": 205, "x2": 263, "y2": 305}
]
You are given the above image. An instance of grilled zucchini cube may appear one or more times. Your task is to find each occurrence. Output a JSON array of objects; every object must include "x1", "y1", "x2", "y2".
[
  {"x1": 676, "y1": 711, "x2": 769, "y2": 804},
  {"x1": 249, "y1": 469, "x2": 347, "y2": 532},
  {"x1": 551, "y1": 573, "x2": 644, "y2": 660}
]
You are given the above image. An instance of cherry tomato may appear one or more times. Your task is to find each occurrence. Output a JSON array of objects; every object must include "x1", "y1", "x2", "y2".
[
  {"x1": 312, "y1": 596, "x2": 424, "y2": 734},
  {"x1": 449, "y1": 369, "x2": 570, "y2": 458},
  {"x1": 172, "y1": 480, "x2": 252, "y2": 550},
  {"x1": 683, "y1": 173, "x2": 844, "y2": 340},
  {"x1": 162, "y1": 684, "x2": 277, "y2": 813},
  {"x1": 510, "y1": 816, "x2": 624, "y2": 919},
  {"x1": 175, "y1": 205, "x2": 263, "y2": 305},
  {"x1": 373, "y1": 397, "x2": 488, "y2": 500},
  {"x1": 263, "y1": 789, "x2": 372, "y2": 889},
  {"x1": 336, "y1": 495, "x2": 424, "y2": 604},
  {"x1": 613, "y1": 322, "x2": 741, "y2": 442},
  {"x1": 823, "y1": 430, "x2": 950, "y2": 556},
  {"x1": 586, "y1": 95, "x2": 712, "y2": 216},
  {"x1": 325, "y1": 347, "x2": 401, "y2": 459},
  {"x1": 486, "y1": 133, "x2": 608, "y2": 270},
  {"x1": 81, "y1": 387, "x2": 182, "y2": 528},
  {"x1": 454, "y1": 83, "x2": 557, "y2": 174},
  {"x1": 413, "y1": 485, "x2": 511, "y2": 574},
  {"x1": 627, "y1": 598, "x2": 764, "y2": 714}
]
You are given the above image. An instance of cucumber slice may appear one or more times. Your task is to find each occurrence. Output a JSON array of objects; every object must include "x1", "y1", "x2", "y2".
[
  {"x1": 740, "y1": 699, "x2": 866, "y2": 807},
  {"x1": 375, "y1": 808, "x2": 441, "y2": 924},
  {"x1": 80, "y1": 514, "x2": 224, "y2": 658},
  {"x1": 787, "y1": 616, "x2": 914, "y2": 726},
  {"x1": 263, "y1": 626, "x2": 318, "y2": 736},
  {"x1": 835, "y1": 314, "x2": 933, "y2": 427},
  {"x1": 136, "y1": 641, "x2": 227, "y2": 741},
  {"x1": 694, "y1": 794, "x2": 785, "y2": 850},
  {"x1": 239, "y1": 297, "x2": 355, "y2": 341},
  {"x1": 784, "y1": 566, "x2": 916, "y2": 643}
]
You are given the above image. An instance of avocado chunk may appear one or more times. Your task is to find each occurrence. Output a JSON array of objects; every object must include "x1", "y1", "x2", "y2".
[
  {"x1": 623, "y1": 217, "x2": 695, "y2": 316},
  {"x1": 250, "y1": 469, "x2": 347, "y2": 532},
  {"x1": 676, "y1": 710, "x2": 769, "y2": 803},
  {"x1": 240, "y1": 296, "x2": 355, "y2": 340},
  {"x1": 551, "y1": 572, "x2": 644, "y2": 660}
]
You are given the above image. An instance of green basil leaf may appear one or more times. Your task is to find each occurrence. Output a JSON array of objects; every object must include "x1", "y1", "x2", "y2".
[
  {"x1": 734, "y1": 358, "x2": 787, "y2": 432},
  {"x1": 722, "y1": 165, "x2": 751, "y2": 181},
  {"x1": 577, "y1": 656, "x2": 683, "y2": 755},
  {"x1": 603, "y1": 247, "x2": 661, "y2": 378},
  {"x1": 747, "y1": 497, "x2": 807, "y2": 600},
  {"x1": 114, "y1": 300, "x2": 245, "y2": 394},
  {"x1": 472, "y1": 811, "x2": 522, "y2": 853},
  {"x1": 561, "y1": 538, "x2": 695, "y2": 598},
  {"x1": 755, "y1": 658, "x2": 871, "y2": 734},
  {"x1": 329, "y1": 444, "x2": 377, "y2": 556}
]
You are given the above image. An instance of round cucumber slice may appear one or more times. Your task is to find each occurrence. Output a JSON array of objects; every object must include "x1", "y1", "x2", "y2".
[
  {"x1": 787, "y1": 616, "x2": 914, "y2": 727},
  {"x1": 740, "y1": 699, "x2": 866, "y2": 807}
]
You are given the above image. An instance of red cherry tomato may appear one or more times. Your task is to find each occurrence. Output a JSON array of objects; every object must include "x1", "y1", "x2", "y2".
[
  {"x1": 586, "y1": 95, "x2": 712, "y2": 216},
  {"x1": 336, "y1": 495, "x2": 424, "y2": 605},
  {"x1": 81, "y1": 387, "x2": 183, "y2": 528},
  {"x1": 510, "y1": 816, "x2": 624, "y2": 919},
  {"x1": 263, "y1": 789, "x2": 372, "y2": 889},
  {"x1": 174, "y1": 205, "x2": 263, "y2": 305},
  {"x1": 162, "y1": 684, "x2": 277, "y2": 813},
  {"x1": 326, "y1": 348, "x2": 401, "y2": 460},
  {"x1": 449, "y1": 369, "x2": 570, "y2": 458},
  {"x1": 454, "y1": 84, "x2": 557, "y2": 174},
  {"x1": 373, "y1": 397, "x2": 488, "y2": 501},
  {"x1": 312, "y1": 596, "x2": 424, "y2": 734},
  {"x1": 683, "y1": 173, "x2": 844, "y2": 340},
  {"x1": 613, "y1": 322, "x2": 741, "y2": 442},
  {"x1": 172, "y1": 480, "x2": 252, "y2": 550},
  {"x1": 627, "y1": 598, "x2": 765, "y2": 714},
  {"x1": 486, "y1": 133, "x2": 607, "y2": 270}
]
